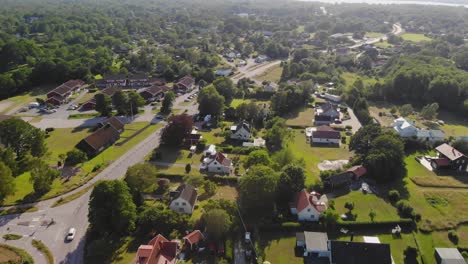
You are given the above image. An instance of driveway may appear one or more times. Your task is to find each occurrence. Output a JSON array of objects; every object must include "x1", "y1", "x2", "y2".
[
  {"x1": 342, "y1": 108, "x2": 362, "y2": 133},
  {"x1": 234, "y1": 240, "x2": 246, "y2": 264}
]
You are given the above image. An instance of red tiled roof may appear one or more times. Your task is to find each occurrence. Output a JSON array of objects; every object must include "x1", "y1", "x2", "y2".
[
  {"x1": 183, "y1": 230, "x2": 204, "y2": 246},
  {"x1": 312, "y1": 126, "x2": 340, "y2": 139},
  {"x1": 137, "y1": 235, "x2": 170, "y2": 264},
  {"x1": 347, "y1": 165, "x2": 367, "y2": 178},
  {"x1": 292, "y1": 189, "x2": 326, "y2": 213},
  {"x1": 81, "y1": 124, "x2": 121, "y2": 151},
  {"x1": 104, "y1": 116, "x2": 125, "y2": 132},
  {"x1": 177, "y1": 76, "x2": 195, "y2": 88},
  {"x1": 215, "y1": 152, "x2": 232, "y2": 166}
]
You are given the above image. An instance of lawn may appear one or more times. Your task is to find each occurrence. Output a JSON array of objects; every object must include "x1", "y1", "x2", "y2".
[
  {"x1": 68, "y1": 113, "x2": 100, "y2": 119},
  {"x1": 366, "y1": 32, "x2": 385, "y2": 38},
  {"x1": 341, "y1": 72, "x2": 378, "y2": 88},
  {"x1": 198, "y1": 127, "x2": 226, "y2": 145},
  {"x1": 260, "y1": 233, "x2": 302, "y2": 264},
  {"x1": 0, "y1": 244, "x2": 33, "y2": 264},
  {"x1": 333, "y1": 191, "x2": 401, "y2": 222},
  {"x1": 253, "y1": 63, "x2": 283, "y2": 83},
  {"x1": 285, "y1": 107, "x2": 314, "y2": 127},
  {"x1": 289, "y1": 129, "x2": 352, "y2": 184},
  {"x1": 76, "y1": 91, "x2": 96, "y2": 105},
  {"x1": 45, "y1": 127, "x2": 93, "y2": 164},
  {"x1": 375, "y1": 41, "x2": 393, "y2": 48},
  {"x1": 230, "y1": 98, "x2": 253, "y2": 108},
  {"x1": 3, "y1": 122, "x2": 164, "y2": 205},
  {"x1": 401, "y1": 33, "x2": 432, "y2": 43}
]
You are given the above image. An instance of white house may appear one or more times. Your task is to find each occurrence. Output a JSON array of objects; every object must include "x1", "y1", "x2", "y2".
[
  {"x1": 215, "y1": 68, "x2": 232, "y2": 77},
  {"x1": 204, "y1": 144, "x2": 217, "y2": 157},
  {"x1": 323, "y1": 93, "x2": 342, "y2": 103},
  {"x1": 316, "y1": 102, "x2": 340, "y2": 120},
  {"x1": 290, "y1": 189, "x2": 327, "y2": 222},
  {"x1": 296, "y1": 232, "x2": 330, "y2": 258},
  {"x1": 202, "y1": 152, "x2": 233, "y2": 175},
  {"x1": 230, "y1": 122, "x2": 251, "y2": 141},
  {"x1": 169, "y1": 184, "x2": 198, "y2": 214},
  {"x1": 311, "y1": 126, "x2": 341, "y2": 145},
  {"x1": 392, "y1": 117, "x2": 418, "y2": 138}
]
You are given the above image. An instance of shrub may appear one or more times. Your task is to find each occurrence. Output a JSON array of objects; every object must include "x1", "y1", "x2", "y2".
[
  {"x1": 196, "y1": 139, "x2": 207, "y2": 151},
  {"x1": 32, "y1": 239, "x2": 54, "y2": 264},
  {"x1": 388, "y1": 190, "x2": 400, "y2": 203},
  {"x1": 396, "y1": 200, "x2": 414, "y2": 218},
  {"x1": 92, "y1": 163, "x2": 103, "y2": 172},
  {"x1": 341, "y1": 136, "x2": 347, "y2": 144},
  {"x1": 462, "y1": 251, "x2": 468, "y2": 259},
  {"x1": 281, "y1": 222, "x2": 301, "y2": 228},
  {"x1": 65, "y1": 149, "x2": 88, "y2": 165},
  {"x1": 448, "y1": 230, "x2": 459, "y2": 244},
  {"x1": 225, "y1": 239, "x2": 233, "y2": 261},
  {"x1": 345, "y1": 125, "x2": 352, "y2": 130},
  {"x1": 3, "y1": 234, "x2": 22, "y2": 240},
  {"x1": 185, "y1": 163, "x2": 191, "y2": 174}
]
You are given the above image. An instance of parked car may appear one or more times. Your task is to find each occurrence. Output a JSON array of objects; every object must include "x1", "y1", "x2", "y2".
[
  {"x1": 66, "y1": 228, "x2": 76, "y2": 241},
  {"x1": 184, "y1": 99, "x2": 190, "y2": 102},
  {"x1": 245, "y1": 232, "x2": 251, "y2": 243}
]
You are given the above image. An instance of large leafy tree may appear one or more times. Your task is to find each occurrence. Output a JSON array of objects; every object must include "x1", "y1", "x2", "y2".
[
  {"x1": 112, "y1": 90, "x2": 130, "y2": 115},
  {"x1": 137, "y1": 203, "x2": 189, "y2": 236},
  {"x1": 277, "y1": 164, "x2": 306, "y2": 202},
  {"x1": 197, "y1": 85, "x2": 225, "y2": 117},
  {"x1": 160, "y1": 114, "x2": 194, "y2": 146},
  {"x1": 0, "y1": 118, "x2": 46, "y2": 158},
  {"x1": 88, "y1": 180, "x2": 137, "y2": 235},
  {"x1": 213, "y1": 77, "x2": 237, "y2": 104},
  {"x1": 29, "y1": 159, "x2": 60, "y2": 194},
  {"x1": 202, "y1": 208, "x2": 232, "y2": 240},
  {"x1": 161, "y1": 91, "x2": 175, "y2": 114},
  {"x1": 128, "y1": 91, "x2": 145, "y2": 115},
  {"x1": 239, "y1": 165, "x2": 278, "y2": 213},
  {"x1": 349, "y1": 123, "x2": 382, "y2": 156},
  {"x1": 94, "y1": 93, "x2": 112, "y2": 116},
  {"x1": 244, "y1": 149, "x2": 272, "y2": 168},
  {"x1": 265, "y1": 118, "x2": 290, "y2": 151},
  {"x1": 0, "y1": 162, "x2": 15, "y2": 203},
  {"x1": 364, "y1": 133, "x2": 405, "y2": 182}
]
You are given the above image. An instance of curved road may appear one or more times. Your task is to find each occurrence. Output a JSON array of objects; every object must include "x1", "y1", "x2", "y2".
[{"x1": 0, "y1": 90, "x2": 199, "y2": 264}]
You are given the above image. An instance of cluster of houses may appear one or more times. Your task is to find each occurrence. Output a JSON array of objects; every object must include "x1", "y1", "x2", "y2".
[
  {"x1": 136, "y1": 230, "x2": 205, "y2": 264},
  {"x1": 46, "y1": 79, "x2": 85, "y2": 105},
  {"x1": 391, "y1": 117, "x2": 445, "y2": 143}
]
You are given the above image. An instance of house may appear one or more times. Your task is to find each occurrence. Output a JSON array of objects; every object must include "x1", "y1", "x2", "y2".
[
  {"x1": 46, "y1": 80, "x2": 85, "y2": 105},
  {"x1": 255, "y1": 55, "x2": 268, "y2": 63},
  {"x1": 183, "y1": 230, "x2": 204, "y2": 250},
  {"x1": 434, "y1": 248, "x2": 466, "y2": 264},
  {"x1": 263, "y1": 82, "x2": 278, "y2": 92},
  {"x1": 185, "y1": 130, "x2": 202, "y2": 146},
  {"x1": 316, "y1": 102, "x2": 340, "y2": 120},
  {"x1": 76, "y1": 117, "x2": 124, "y2": 157},
  {"x1": 128, "y1": 75, "x2": 150, "y2": 89},
  {"x1": 416, "y1": 129, "x2": 445, "y2": 143},
  {"x1": 202, "y1": 152, "x2": 233, "y2": 175},
  {"x1": 290, "y1": 189, "x2": 327, "y2": 222},
  {"x1": 328, "y1": 240, "x2": 392, "y2": 264},
  {"x1": 391, "y1": 117, "x2": 418, "y2": 138},
  {"x1": 169, "y1": 184, "x2": 198, "y2": 214},
  {"x1": 314, "y1": 115, "x2": 334, "y2": 126},
  {"x1": 204, "y1": 144, "x2": 217, "y2": 157},
  {"x1": 323, "y1": 166, "x2": 365, "y2": 190},
  {"x1": 139, "y1": 85, "x2": 170, "y2": 101},
  {"x1": 311, "y1": 126, "x2": 341, "y2": 145},
  {"x1": 323, "y1": 93, "x2": 342, "y2": 103},
  {"x1": 296, "y1": 232, "x2": 330, "y2": 258},
  {"x1": 81, "y1": 87, "x2": 120, "y2": 111},
  {"x1": 98, "y1": 116, "x2": 125, "y2": 133},
  {"x1": 174, "y1": 75, "x2": 195, "y2": 93},
  {"x1": 230, "y1": 121, "x2": 251, "y2": 141},
  {"x1": 136, "y1": 234, "x2": 180, "y2": 264},
  {"x1": 96, "y1": 75, "x2": 127, "y2": 89},
  {"x1": 215, "y1": 68, "x2": 232, "y2": 77},
  {"x1": 431, "y1": 143, "x2": 468, "y2": 172}
]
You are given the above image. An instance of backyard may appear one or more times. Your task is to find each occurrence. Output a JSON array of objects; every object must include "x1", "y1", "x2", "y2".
[
  {"x1": 260, "y1": 233, "x2": 303, "y2": 264},
  {"x1": 285, "y1": 107, "x2": 314, "y2": 127}
]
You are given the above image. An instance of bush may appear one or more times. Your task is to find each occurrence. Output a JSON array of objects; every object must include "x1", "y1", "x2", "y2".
[
  {"x1": 92, "y1": 163, "x2": 103, "y2": 172},
  {"x1": 65, "y1": 149, "x2": 88, "y2": 165},
  {"x1": 225, "y1": 239, "x2": 233, "y2": 261},
  {"x1": 185, "y1": 163, "x2": 191, "y2": 174},
  {"x1": 341, "y1": 136, "x2": 347, "y2": 144},
  {"x1": 2, "y1": 234, "x2": 22, "y2": 240},
  {"x1": 345, "y1": 125, "x2": 352, "y2": 130},
  {"x1": 462, "y1": 251, "x2": 468, "y2": 259},
  {"x1": 448, "y1": 230, "x2": 459, "y2": 244},
  {"x1": 396, "y1": 200, "x2": 414, "y2": 218},
  {"x1": 196, "y1": 139, "x2": 207, "y2": 151},
  {"x1": 388, "y1": 190, "x2": 400, "y2": 203},
  {"x1": 32, "y1": 239, "x2": 54, "y2": 264},
  {"x1": 281, "y1": 222, "x2": 301, "y2": 228}
]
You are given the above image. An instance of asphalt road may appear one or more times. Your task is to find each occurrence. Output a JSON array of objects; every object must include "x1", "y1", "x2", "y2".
[{"x1": 0, "y1": 89, "x2": 199, "y2": 264}]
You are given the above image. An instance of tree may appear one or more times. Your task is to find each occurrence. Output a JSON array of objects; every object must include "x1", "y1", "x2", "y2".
[
  {"x1": 113, "y1": 90, "x2": 129, "y2": 115},
  {"x1": 399, "y1": 104, "x2": 413, "y2": 116},
  {"x1": 128, "y1": 91, "x2": 145, "y2": 115},
  {"x1": 277, "y1": 164, "x2": 305, "y2": 202},
  {"x1": 138, "y1": 203, "x2": 188, "y2": 235},
  {"x1": 404, "y1": 246, "x2": 418, "y2": 262},
  {"x1": 202, "y1": 209, "x2": 232, "y2": 240},
  {"x1": 161, "y1": 91, "x2": 176, "y2": 114},
  {"x1": 349, "y1": 124, "x2": 382, "y2": 156},
  {"x1": 197, "y1": 85, "x2": 225, "y2": 117},
  {"x1": 124, "y1": 163, "x2": 158, "y2": 193},
  {"x1": 322, "y1": 208, "x2": 339, "y2": 230},
  {"x1": 203, "y1": 181, "x2": 217, "y2": 196},
  {"x1": 344, "y1": 202, "x2": 355, "y2": 212},
  {"x1": 183, "y1": 174, "x2": 205, "y2": 188},
  {"x1": 244, "y1": 150, "x2": 272, "y2": 168},
  {"x1": 29, "y1": 159, "x2": 60, "y2": 194},
  {"x1": 0, "y1": 162, "x2": 15, "y2": 203},
  {"x1": 239, "y1": 165, "x2": 278, "y2": 213},
  {"x1": 0, "y1": 147, "x2": 18, "y2": 176},
  {"x1": 160, "y1": 114, "x2": 194, "y2": 146},
  {"x1": 95, "y1": 93, "x2": 112, "y2": 116},
  {"x1": 265, "y1": 118, "x2": 290, "y2": 151},
  {"x1": 364, "y1": 133, "x2": 405, "y2": 182},
  {"x1": 420, "y1": 103, "x2": 439, "y2": 120},
  {"x1": 185, "y1": 163, "x2": 191, "y2": 174},
  {"x1": 88, "y1": 180, "x2": 137, "y2": 235},
  {"x1": 452, "y1": 140, "x2": 468, "y2": 156},
  {"x1": 388, "y1": 190, "x2": 401, "y2": 203},
  {"x1": 0, "y1": 118, "x2": 47, "y2": 158},
  {"x1": 213, "y1": 77, "x2": 237, "y2": 104},
  {"x1": 65, "y1": 149, "x2": 88, "y2": 166},
  {"x1": 369, "y1": 209, "x2": 376, "y2": 222}
]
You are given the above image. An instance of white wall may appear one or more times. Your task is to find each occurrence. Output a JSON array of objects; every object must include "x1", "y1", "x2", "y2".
[
  {"x1": 312, "y1": 138, "x2": 340, "y2": 144},
  {"x1": 297, "y1": 206, "x2": 321, "y2": 222},
  {"x1": 170, "y1": 197, "x2": 193, "y2": 214}
]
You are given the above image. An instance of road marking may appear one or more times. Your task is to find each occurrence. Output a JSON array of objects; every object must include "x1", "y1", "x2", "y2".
[{"x1": 32, "y1": 217, "x2": 39, "y2": 221}]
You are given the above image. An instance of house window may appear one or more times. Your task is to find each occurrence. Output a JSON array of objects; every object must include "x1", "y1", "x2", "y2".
[
  {"x1": 182, "y1": 202, "x2": 186, "y2": 206},
  {"x1": 218, "y1": 167, "x2": 221, "y2": 170},
  {"x1": 175, "y1": 202, "x2": 179, "y2": 206},
  {"x1": 307, "y1": 209, "x2": 311, "y2": 212},
  {"x1": 311, "y1": 215, "x2": 315, "y2": 219}
]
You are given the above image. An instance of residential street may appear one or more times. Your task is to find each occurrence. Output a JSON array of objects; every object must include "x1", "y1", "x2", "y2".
[{"x1": 0, "y1": 89, "x2": 199, "y2": 264}]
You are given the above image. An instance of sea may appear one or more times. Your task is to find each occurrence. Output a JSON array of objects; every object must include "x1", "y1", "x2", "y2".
[{"x1": 298, "y1": 0, "x2": 468, "y2": 8}]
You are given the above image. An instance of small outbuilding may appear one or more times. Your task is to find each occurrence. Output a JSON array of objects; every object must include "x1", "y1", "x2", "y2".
[{"x1": 435, "y1": 248, "x2": 466, "y2": 264}]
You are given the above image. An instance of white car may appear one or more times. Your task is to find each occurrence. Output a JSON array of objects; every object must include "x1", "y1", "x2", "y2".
[
  {"x1": 66, "y1": 228, "x2": 76, "y2": 241},
  {"x1": 245, "y1": 232, "x2": 251, "y2": 243}
]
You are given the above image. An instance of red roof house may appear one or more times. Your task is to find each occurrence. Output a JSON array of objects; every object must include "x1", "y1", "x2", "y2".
[
  {"x1": 174, "y1": 76, "x2": 195, "y2": 92},
  {"x1": 290, "y1": 189, "x2": 327, "y2": 222},
  {"x1": 183, "y1": 230, "x2": 204, "y2": 250},
  {"x1": 347, "y1": 165, "x2": 367, "y2": 178},
  {"x1": 136, "y1": 234, "x2": 180, "y2": 264}
]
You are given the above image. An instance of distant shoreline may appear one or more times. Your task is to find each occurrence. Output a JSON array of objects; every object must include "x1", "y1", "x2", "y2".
[{"x1": 298, "y1": 0, "x2": 468, "y2": 8}]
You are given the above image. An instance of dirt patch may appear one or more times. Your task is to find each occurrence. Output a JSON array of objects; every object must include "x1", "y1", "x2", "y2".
[
  {"x1": 0, "y1": 246, "x2": 21, "y2": 263},
  {"x1": 317, "y1": 160, "x2": 349, "y2": 171},
  {"x1": 0, "y1": 101, "x2": 14, "y2": 113}
]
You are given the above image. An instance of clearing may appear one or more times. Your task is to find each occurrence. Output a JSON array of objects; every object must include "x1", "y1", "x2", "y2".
[
  {"x1": 285, "y1": 108, "x2": 314, "y2": 127},
  {"x1": 401, "y1": 33, "x2": 432, "y2": 42},
  {"x1": 253, "y1": 63, "x2": 283, "y2": 83}
]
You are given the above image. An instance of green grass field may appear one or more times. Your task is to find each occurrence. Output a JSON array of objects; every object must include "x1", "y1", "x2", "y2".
[
  {"x1": 341, "y1": 72, "x2": 378, "y2": 88},
  {"x1": 285, "y1": 108, "x2": 314, "y2": 127},
  {"x1": 261, "y1": 233, "x2": 303, "y2": 264},
  {"x1": 375, "y1": 41, "x2": 393, "y2": 48},
  {"x1": 45, "y1": 127, "x2": 93, "y2": 164},
  {"x1": 76, "y1": 91, "x2": 96, "y2": 105},
  {"x1": 289, "y1": 129, "x2": 352, "y2": 184},
  {"x1": 401, "y1": 33, "x2": 432, "y2": 42},
  {"x1": 230, "y1": 99, "x2": 253, "y2": 108},
  {"x1": 333, "y1": 191, "x2": 401, "y2": 222},
  {"x1": 366, "y1": 32, "x2": 385, "y2": 38},
  {"x1": 254, "y1": 64, "x2": 283, "y2": 83}
]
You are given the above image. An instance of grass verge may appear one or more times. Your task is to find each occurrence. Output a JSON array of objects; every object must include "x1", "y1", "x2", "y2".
[
  {"x1": 2, "y1": 234, "x2": 23, "y2": 240},
  {"x1": 51, "y1": 184, "x2": 94, "y2": 208},
  {"x1": 32, "y1": 239, "x2": 54, "y2": 264},
  {"x1": 0, "y1": 206, "x2": 39, "y2": 216},
  {"x1": 0, "y1": 244, "x2": 34, "y2": 264}
]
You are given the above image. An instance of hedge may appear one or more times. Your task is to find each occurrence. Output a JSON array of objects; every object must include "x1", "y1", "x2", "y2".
[
  {"x1": 337, "y1": 218, "x2": 414, "y2": 230},
  {"x1": 156, "y1": 173, "x2": 239, "y2": 184}
]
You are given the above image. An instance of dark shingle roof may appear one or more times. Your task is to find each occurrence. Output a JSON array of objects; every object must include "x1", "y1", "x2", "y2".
[
  {"x1": 174, "y1": 184, "x2": 198, "y2": 207},
  {"x1": 80, "y1": 124, "x2": 121, "y2": 151},
  {"x1": 330, "y1": 241, "x2": 392, "y2": 264}
]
